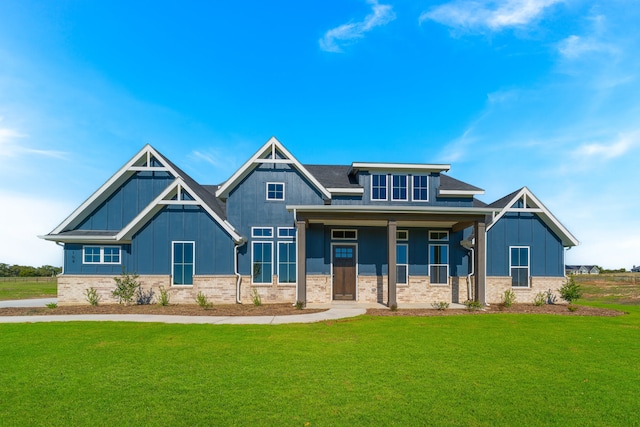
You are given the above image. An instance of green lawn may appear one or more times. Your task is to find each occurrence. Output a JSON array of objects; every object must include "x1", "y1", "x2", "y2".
[
  {"x1": 1, "y1": 307, "x2": 639, "y2": 426},
  {"x1": 0, "y1": 279, "x2": 57, "y2": 300}
]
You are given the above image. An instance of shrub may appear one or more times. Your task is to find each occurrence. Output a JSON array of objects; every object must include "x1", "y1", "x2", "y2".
[
  {"x1": 46, "y1": 302, "x2": 58, "y2": 309},
  {"x1": 112, "y1": 272, "x2": 140, "y2": 305},
  {"x1": 464, "y1": 299, "x2": 482, "y2": 311},
  {"x1": 544, "y1": 289, "x2": 557, "y2": 305},
  {"x1": 251, "y1": 289, "x2": 262, "y2": 307},
  {"x1": 294, "y1": 301, "x2": 304, "y2": 310},
  {"x1": 502, "y1": 289, "x2": 516, "y2": 308},
  {"x1": 559, "y1": 276, "x2": 583, "y2": 304},
  {"x1": 85, "y1": 287, "x2": 101, "y2": 306},
  {"x1": 157, "y1": 286, "x2": 170, "y2": 306},
  {"x1": 389, "y1": 302, "x2": 398, "y2": 312},
  {"x1": 533, "y1": 292, "x2": 546, "y2": 307},
  {"x1": 431, "y1": 301, "x2": 449, "y2": 311},
  {"x1": 135, "y1": 287, "x2": 154, "y2": 305},
  {"x1": 567, "y1": 304, "x2": 579, "y2": 312},
  {"x1": 196, "y1": 291, "x2": 212, "y2": 309}
]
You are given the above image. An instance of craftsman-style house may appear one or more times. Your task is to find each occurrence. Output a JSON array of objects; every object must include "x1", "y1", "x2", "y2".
[{"x1": 42, "y1": 137, "x2": 578, "y2": 306}]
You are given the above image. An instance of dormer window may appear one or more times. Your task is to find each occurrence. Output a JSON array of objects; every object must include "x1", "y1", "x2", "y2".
[
  {"x1": 371, "y1": 174, "x2": 387, "y2": 201},
  {"x1": 412, "y1": 175, "x2": 428, "y2": 201},
  {"x1": 266, "y1": 182, "x2": 285, "y2": 200},
  {"x1": 391, "y1": 175, "x2": 408, "y2": 201}
]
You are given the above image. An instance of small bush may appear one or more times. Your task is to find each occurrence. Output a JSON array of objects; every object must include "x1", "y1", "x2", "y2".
[
  {"x1": 464, "y1": 299, "x2": 482, "y2": 311},
  {"x1": 196, "y1": 291, "x2": 212, "y2": 309},
  {"x1": 46, "y1": 302, "x2": 58, "y2": 309},
  {"x1": 502, "y1": 289, "x2": 516, "y2": 308},
  {"x1": 389, "y1": 302, "x2": 398, "y2": 312},
  {"x1": 251, "y1": 289, "x2": 262, "y2": 307},
  {"x1": 157, "y1": 286, "x2": 170, "y2": 306},
  {"x1": 135, "y1": 287, "x2": 154, "y2": 305},
  {"x1": 544, "y1": 289, "x2": 557, "y2": 305},
  {"x1": 294, "y1": 301, "x2": 304, "y2": 310},
  {"x1": 559, "y1": 276, "x2": 582, "y2": 304},
  {"x1": 85, "y1": 287, "x2": 101, "y2": 306},
  {"x1": 112, "y1": 272, "x2": 140, "y2": 305},
  {"x1": 431, "y1": 301, "x2": 449, "y2": 311},
  {"x1": 533, "y1": 292, "x2": 545, "y2": 306},
  {"x1": 567, "y1": 304, "x2": 579, "y2": 312}
]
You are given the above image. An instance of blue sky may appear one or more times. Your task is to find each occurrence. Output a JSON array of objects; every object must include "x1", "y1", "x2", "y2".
[{"x1": 0, "y1": 0, "x2": 638, "y2": 269}]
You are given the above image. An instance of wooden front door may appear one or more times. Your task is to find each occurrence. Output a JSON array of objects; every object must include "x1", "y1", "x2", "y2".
[{"x1": 333, "y1": 245, "x2": 356, "y2": 300}]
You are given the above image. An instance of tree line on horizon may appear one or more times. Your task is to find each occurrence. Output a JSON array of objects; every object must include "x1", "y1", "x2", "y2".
[{"x1": 0, "y1": 263, "x2": 62, "y2": 277}]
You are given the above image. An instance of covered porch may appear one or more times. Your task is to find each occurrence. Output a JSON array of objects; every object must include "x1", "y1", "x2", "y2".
[{"x1": 289, "y1": 205, "x2": 496, "y2": 307}]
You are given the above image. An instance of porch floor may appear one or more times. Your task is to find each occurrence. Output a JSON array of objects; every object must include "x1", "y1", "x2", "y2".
[{"x1": 306, "y1": 301, "x2": 467, "y2": 310}]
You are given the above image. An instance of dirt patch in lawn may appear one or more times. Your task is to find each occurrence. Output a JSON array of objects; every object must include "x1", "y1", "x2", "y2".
[
  {"x1": 367, "y1": 304, "x2": 625, "y2": 317},
  {"x1": 0, "y1": 303, "x2": 324, "y2": 317}
]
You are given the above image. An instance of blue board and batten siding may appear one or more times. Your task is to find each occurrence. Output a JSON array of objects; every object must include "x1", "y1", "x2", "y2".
[
  {"x1": 487, "y1": 213, "x2": 564, "y2": 277},
  {"x1": 77, "y1": 172, "x2": 174, "y2": 231}
]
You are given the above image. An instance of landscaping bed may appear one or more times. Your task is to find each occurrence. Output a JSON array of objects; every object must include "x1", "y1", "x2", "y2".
[{"x1": 368, "y1": 303, "x2": 625, "y2": 317}]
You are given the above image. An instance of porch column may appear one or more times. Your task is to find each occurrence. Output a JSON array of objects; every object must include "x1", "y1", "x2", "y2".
[
  {"x1": 474, "y1": 220, "x2": 486, "y2": 305},
  {"x1": 296, "y1": 220, "x2": 307, "y2": 306},
  {"x1": 388, "y1": 220, "x2": 397, "y2": 307}
]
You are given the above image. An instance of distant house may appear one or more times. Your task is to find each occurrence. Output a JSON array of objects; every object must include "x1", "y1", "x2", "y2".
[
  {"x1": 41, "y1": 137, "x2": 579, "y2": 306},
  {"x1": 566, "y1": 265, "x2": 600, "y2": 275},
  {"x1": 631, "y1": 266, "x2": 640, "y2": 273}
]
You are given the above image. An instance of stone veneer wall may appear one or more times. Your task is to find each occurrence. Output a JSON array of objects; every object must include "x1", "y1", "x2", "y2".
[
  {"x1": 485, "y1": 276, "x2": 566, "y2": 304},
  {"x1": 239, "y1": 275, "x2": 297, "y2": 304}
]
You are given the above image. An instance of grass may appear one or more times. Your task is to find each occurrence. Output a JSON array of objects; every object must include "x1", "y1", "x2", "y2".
[
  {"x1": 573, "y1": 273, "x2": 640, "y2": 305},
  {"x1": 0, "y1": 279, "x2": 57, "y2": 300},
  {"x1": 1, "y1": 308, "x2": 639, "y2": 425}
]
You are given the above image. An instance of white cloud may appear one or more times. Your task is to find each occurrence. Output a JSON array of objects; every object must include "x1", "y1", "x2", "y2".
[
  {"x1": 319, "y1": 0, "x2": 396, "y2": 53},
  {"x1": 420, "y1": 0, "x2": 562, "y2": 32},
  {"x1": 576, "y1": 132, "x2": 640, "y2": 160},
  {"x1": 0, "y1": 126, "x2": 67, "y2": 159},
  {"x1": 557, "y1": 34, "x2": 618, "y2": 59}
]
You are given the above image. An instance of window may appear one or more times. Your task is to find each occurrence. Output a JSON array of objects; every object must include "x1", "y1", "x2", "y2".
[
  {"x1": 334, "y1": 246, "x2": 354, "y2": 258},
  {"x1": 412, "y1": 175, "x2": 428, "y2": 201},
  {"x1": 277, "y1": 227, "x2": 296, "y2": 238},
  {"x1": 429, "y1": 230, "x2": 449, "y2": 241},
  {"x1": 278, "y1": 242, "x2": 296, "y2": 284},
  {"x1": 266, "y1": 182, "x2": 285, "y2": 200},
  {"x1": 252, "y1": 242, "x2": 273, "y2": 284},
  {"x1": 510, "y1": 246, "x2": 530, "y2": 287},
  {"x1": 172, "y1": 242, "x2": 194, "y2": 285},
  {"x1": 391, "y1": 175, "x2": 408, "y2": 201},
  {"x1": 331, "y1": 229, "x2": 357, "y2": 240},
  {"x1": 252, "y1": 227, "x2": 274, "y2": 238},
  {"x1": 397, "y1": 244, "x2": 408, "y2": 284},
  {"x1": 396, "y1": 230, "x2": 408, "y2": 241},
  {"x1": 371, "y1": 174, "x2": 387, "y2": 201},
  {"x1": 83, "y1": 246, "x2": 121, "y2": 264},
  {"x1": 429, "y1": 244, "x2": 448, "y2": 285}
]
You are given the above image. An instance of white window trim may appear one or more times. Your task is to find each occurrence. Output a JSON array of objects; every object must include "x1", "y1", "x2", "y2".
[
  {"x1": 277, "y1": 227, "x2": 296, "y2": 239},
  {"x1": 331, "y1": 229, "x2": 358, "y2": 240},
  {"x1": 509, "y1": 246, "x2": 531, "y2": 288},
  {"x1": 397, "y1": 243, "x2": 409, "y2": 285},
  {"x1": 391, "y1": 174, "x2": 409, "y2": 201},
  {"x1": 397, "y1": 230, "x2": 409, "y2": 241},
  {"x1": 277, "y1": 241, "x2": 297, "y2": 285},
  {"x1": 251, "y1": 227, "x2": 274, "y2": 238},
  {"x1": 82, "y1": 245, "x2": 121, "y2": 265},
  {"x1": 266, "y1": 182, "x2": 285, "y2": 201},
  {"x1": 411, "y1": 175, "x2": 430, "y2": 202},
  {"x1": 428, "y1": 243, "x2": 449, "y2": 285},
  {"x1": 171, "y1": 241, "x2": 195, "y2": 286},
  {"x1": 252, "y1": 241, "x2": 274, "y2": 285},
  {"x1": 429, "y1": 230, "x2": 450, "y2": 241},
  {"x1": 370, "y1": 173, "x2": 388, "y2": 201}
]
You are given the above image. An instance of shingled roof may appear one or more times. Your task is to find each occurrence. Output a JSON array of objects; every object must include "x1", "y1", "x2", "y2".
[{"x1": 303, "y1": 165, "x2": 361, "y2": 189}]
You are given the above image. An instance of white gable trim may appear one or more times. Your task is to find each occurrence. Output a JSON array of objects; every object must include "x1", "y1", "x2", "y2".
[
  {"x1": 117, "y1": 178, "x2": 243, "y2": 243},
  {"x1": 50, "y1": 145, "x2": 182, "y2": 235},
  {"x1": 487, "y1": 187, "x2": 579, "y2": 247},
  {"x1": 215, "y1": 136, "x2": 332, "y2": 200}
]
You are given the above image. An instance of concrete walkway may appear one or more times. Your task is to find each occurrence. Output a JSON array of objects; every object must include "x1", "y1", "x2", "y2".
[
  {"x1": 0, "y1": 306, "x2": 367, "y2": 325},
  {"x1": 0, "y1": 298, "x2": 57, "y2": 308}
]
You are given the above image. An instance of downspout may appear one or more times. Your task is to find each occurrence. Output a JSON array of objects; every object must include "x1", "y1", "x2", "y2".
[
  {"x1": 235, "y1": 239, "x2": 247, "y2": 304},
  {"x1": 467, "y1": 247, "x2": 474, "y2": 301}
]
